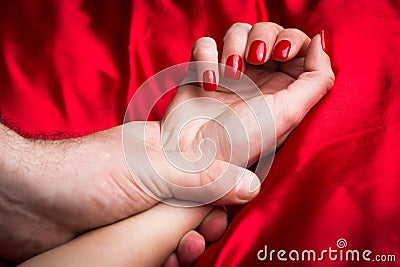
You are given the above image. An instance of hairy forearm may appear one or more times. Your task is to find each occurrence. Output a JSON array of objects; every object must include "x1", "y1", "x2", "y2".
[
  {"x1": 0, "y1": 123, "x2": 36, "y2": 260},
  {"x1": 0, "y1": 121, "x2": 175, "y2": 262},
  {"x1": 0, "y1": 123, "x2": 30, "y2": 229},
  {"x1": 0, "y1": 120, "x2": 239, "y2": 264},
  {"x1": 0, "y1": 123, "x2": 85, "y2": 261},
  {"x1": 0, "y1": 123, "x2": 27, "y2": 174},
  {"x1": 0, "y1": 123, "x2": 60, "y2": 261},
  {"x1": 20, "y1": 204, "x2": 211, "y2": 267}
]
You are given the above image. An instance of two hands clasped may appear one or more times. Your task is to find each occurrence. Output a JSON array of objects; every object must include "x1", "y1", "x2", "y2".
[{"x1": 0, "y1": 22, "x2": 334, "y2": 267}]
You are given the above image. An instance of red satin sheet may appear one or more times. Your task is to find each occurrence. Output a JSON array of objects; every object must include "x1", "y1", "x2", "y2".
[{"x1": 1, "y1": 1, "x2": 399, "y2": 266}]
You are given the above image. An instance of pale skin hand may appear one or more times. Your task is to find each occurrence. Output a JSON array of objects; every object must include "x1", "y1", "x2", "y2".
[
  {"x1": 20, "y1": 204, "x2": 213, "y2": 267},
  {"x1": 20, "y1": 23, "x2": 335, "y2": 267},
  {"x1": 167, "y1": 22, "x2": 334, "y2": 159}
]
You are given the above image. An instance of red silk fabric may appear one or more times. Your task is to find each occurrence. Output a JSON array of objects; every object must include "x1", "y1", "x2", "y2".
[{"x1": 1, "y1": 1, "x2": 399, "y2": 266}]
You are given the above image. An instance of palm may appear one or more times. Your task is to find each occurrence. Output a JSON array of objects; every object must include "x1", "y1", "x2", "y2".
[
  {"x1": 164, "y1": 58, "x2": 304, "y2": 168},
  {"x1": 246, "y1": 59, "x2": 299, "y2": 93}
]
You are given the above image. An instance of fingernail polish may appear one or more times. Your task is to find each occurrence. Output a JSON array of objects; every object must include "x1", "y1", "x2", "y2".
[
  {"x1": 247, "y1": 40, "x2": 266, "y2": 64},
  {"x1": 272, "y1": 40, "x2": 291, "y2": 61},
  {"x1": 236, "y1": 173, "x2": 260, "y2": 201},
  {"x1": 320, "y1": 30, "x2": 331, "y2": 57},
  {"x1": 203, "y1": 70, "x2": 217, "y2": 92},
  {"x1": 224, "y1": 55, "x2": 243, "y2": 80}
]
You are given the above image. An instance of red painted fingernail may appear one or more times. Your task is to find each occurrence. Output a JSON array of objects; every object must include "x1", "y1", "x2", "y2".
[
  {"x1": 272, "y1": 40, "x2": 291, "y2": 61},
  {"x1": 320, "y1": 30, "x2": 331, "y2": 57},
  {"x1": 203, "y1": 70, "x2": 217, "y2": 91},
  {"x1": 224, "y1": 55, "x2": 243, "y2": 80},
  {"x1": 247, "y1": 40, "x2": 266, "y2": 64}
]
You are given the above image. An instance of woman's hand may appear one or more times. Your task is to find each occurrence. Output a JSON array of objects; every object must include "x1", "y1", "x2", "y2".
[
  {"x1": 160, "y1": 22, "x2": 334, "y2": 266},
  {"x1": 164, "y1": 22, "x2": 334, "y2": 169}
]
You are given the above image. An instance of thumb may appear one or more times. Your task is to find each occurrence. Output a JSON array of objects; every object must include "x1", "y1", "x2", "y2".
[
  {"x1": 160, "y1": 154, "x2": 261, "y2": 206},
  {"x1": 124, "y1": 121, "x2": 260, "y2": 207},
  {"x1": 275, "y1": 31, "x2": 335, "y2": 136}
]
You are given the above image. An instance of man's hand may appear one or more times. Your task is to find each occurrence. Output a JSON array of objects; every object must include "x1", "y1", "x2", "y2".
[{"x1": 0, "y1": 120, "x2": 253, "y2": 263}]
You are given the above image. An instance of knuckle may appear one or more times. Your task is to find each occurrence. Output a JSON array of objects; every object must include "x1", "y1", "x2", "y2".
[
  {"x1": 224, "y1": 22, "x2": 251, "y2": 41},
  {"x1": 198, "y1": 171, "x2": 220, "y2": 198},
  {"x1": 192, "y1": 37, "x2": 217, "y2": 60},
  {"x1": 231, "y1": 22, "x2": 252, "y2": 30},
  {"x1": 192, "y1": 47, "x2": 217, "y2": 61},
  {"x1": 325, "y1": 70, "x2": 336, "y2": 90},
  {"x1": 253, "y1": 22, "x2": 284, "y2": 33},
  {"x1": 266, "y1": 21, "x2": 285, "y2": 31},
  {"x1": 252, "y1": 22, "x2": 265, "y2": 30},
  {"x1": 194, "y1": 36, "x2": 216, "y2": 49},
  {"x1": 199, "y1": 166, "x2": 218, "y2": 186},
  {"x1": 307, "y1": 70, "x2": 336, "y2": 93},
  {"x1": 316, "y1": 69, "x2": 336, "y2": 92},
  {"x1": 283, "y1": 28, "x2": 310, "y2": 43},
  {"x1": 285, "y1": 28, "x2": 304, "y2": 36}
]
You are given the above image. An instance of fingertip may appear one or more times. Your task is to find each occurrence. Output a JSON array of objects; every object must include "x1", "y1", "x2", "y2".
[
  {"x1": 247, "y1": 39, "x2": 267, "y2": 64},
  {"x1": 192, "y1": 37, "x2": 219, "y2": 92},
  {"x1": 203, "y1": 69, "x2": 217, "y2": 92},
  {"x1": 245, "y1": 22, "x2": 284, "y2": 65},
  {"x1": 320, "y1": 29, "x2": 332, "y2": 57},
  {"x1": 192, "y1": 37, "x2": 217, "y2": 60},
  {"x1": 177, "y1": 231, "x2": 205, "y2": 267},
  {"x1": 212, "y1": 168, "x2": 260, "y2": 206},
  {"x1": 304, "y1": 32, "x2": 335, "y2": 90},
  {"x1": 222, "y1": 23, "x2": 250, "y2": 80},
  {"x1": 272, "y1": 39, "x2": 291, "y2": 61},
  {"x1": 162, "y1": 254, "x2": 180, "y2": 267},
  {"x1": 272, "y1": 28, "x2": 311, "y2": 61},
  {"x1": 198, "y1": 206, "x2": 228, "y2": 242},
  {"x1": 224, "y1": 54, "x2": 243, "y2": 80},
  {"x1": 309, "y1": 30, "x2": 330, "y2": 59},
  {"x1": 235, "y1": 170, "x2": 260, "y2": 202},
  {"x1": 210, "y1": 168, "x2": 260, "y2": 206}
]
